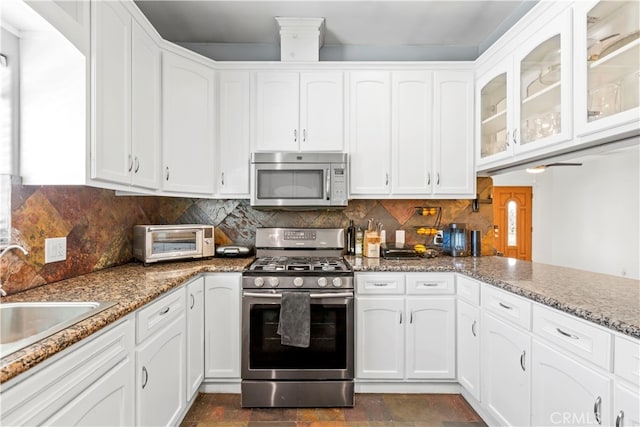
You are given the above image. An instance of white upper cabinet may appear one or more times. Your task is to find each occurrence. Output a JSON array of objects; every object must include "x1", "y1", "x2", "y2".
[
  {"x1": 432, "y1": 70, "x2": 475, "y2": 196},
  {"x1": 254, "y1": 71, "x2": 344, "y2": 152},
  {"x1": 477, "y1": 8, "x2": 572, "y2": 170},
  {"x1": 130, "y1": 20, "x2": 161, "y2": 190},
  {"x1": 391, "y1": 71, "x2": 433, "y2": 195},
  {"x1": 91, "y1": 0, "x2": 131, "y2": 185},
  {"x1": 349, "y1": 71, "x2": 392, "y2": 195},
  {"x1": 162, "y1": 51, "x2": 215, "y2": 195},
  {"x1": 217, "y1": 71, "x2": 251, "y2": 197},
  {"x1": 92, "y1": 2, "x2": 160, "y2": 190},
  {"x1": 574, "y1": 0, "x2": 640, "y2": 140},
  {"x1": 350, "y1": 69, "x2": 475, "y2": 198}
]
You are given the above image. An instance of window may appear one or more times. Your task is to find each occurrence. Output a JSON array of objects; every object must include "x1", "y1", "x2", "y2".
[{"x1": 507, "y1": 200, "x2": 517, "y2": 246}]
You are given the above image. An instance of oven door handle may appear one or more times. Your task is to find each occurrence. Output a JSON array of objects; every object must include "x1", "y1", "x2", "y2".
[{"x1": 243, "y1": 292, "x2": 353, "y2": 299}]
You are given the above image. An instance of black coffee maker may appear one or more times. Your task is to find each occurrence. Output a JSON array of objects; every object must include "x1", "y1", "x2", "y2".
[{"x1": 442, "y1": 223, "x2": 470, "y2": 257}]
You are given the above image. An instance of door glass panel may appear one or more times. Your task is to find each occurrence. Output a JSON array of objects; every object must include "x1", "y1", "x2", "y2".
[
  {"x1": 151, "y1": 230, "x2": 197, "y2": 254},
  {"x1": 507, "y1": 200, "x2": 517, "y2": 246},
  {"x1": 480, "y1": 73, "x2": 508, "y2": 158},
  {"x1": 520, "y1": 34, "x2": 562, "y2": 145},
  {"x1": 586, "y1": 1, "x2": 640, "y2": 122},
  {"x1": 257, "y1": 169, "x2": 324, "y2": 199},
  {"x1": 249, "y1": 303, "x2": 347, "y2": 370}
]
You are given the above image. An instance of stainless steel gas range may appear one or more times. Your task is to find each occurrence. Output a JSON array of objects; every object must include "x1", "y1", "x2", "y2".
[{"x1": 241, "y1": 228, "x2": 354, "y2": 408}]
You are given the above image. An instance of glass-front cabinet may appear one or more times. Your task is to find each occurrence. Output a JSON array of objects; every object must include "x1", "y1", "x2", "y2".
[
  {"x1": 575, "y1": 0, "x2": 640, "y2": 137},
  {"x1": 477, "y1": 9, "x2": 572, "y2": 167}
]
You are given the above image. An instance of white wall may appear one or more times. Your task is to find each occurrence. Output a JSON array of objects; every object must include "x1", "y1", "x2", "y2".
[{"x1": 492, "y1": 145, "x2": 640, "y2": 279}]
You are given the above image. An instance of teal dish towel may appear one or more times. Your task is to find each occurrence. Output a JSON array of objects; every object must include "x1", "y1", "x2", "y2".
[{"x1": 277, "y1": 291, "x2": 310, "y2": 348}]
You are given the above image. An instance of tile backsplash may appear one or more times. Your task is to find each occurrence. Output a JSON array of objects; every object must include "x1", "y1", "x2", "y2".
[{"x1": 2, "y1": 178, "x2": 493, "y2": 295}]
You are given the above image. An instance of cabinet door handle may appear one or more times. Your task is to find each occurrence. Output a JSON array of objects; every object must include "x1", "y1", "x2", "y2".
[
  {"x1": 498, "y1": 302, "x2": 513, "y2": 310},
  {"x1": 293, "y1": 129, "x2": 297, "y2": 143},
  {"x1": 436, "y1": 173, "x2": 440, "y2": 185},
  {"x1": 128, "y1": 154, "x2": 133, "y2": 172},
  {"x1": 594, "y1": 396, "x2": 602, "y2": 425},
  {"x1": 409, "y1": 311, "x2": 413, "y2": 324},
  {"x1": 427, "y1": 173, "x2": 431, "y2": 185},
  {"x1": 615, "y1": 410, "x2": 624, "y2": 427},
  {"x1": 142, "y1": 366, "x2": 149, "y2": 389},
  {"x1": 190, "y1": 294, "x2": 195, "y2": 310},
  {"x1": 165, "y1": 166, "x2": 170, "y2": 181},
  {"x1": 399, "y1": 311, "x2": 403, "y2": 324},
  {"x1": 385, "y1": 173, "x2": 389, "y2": 186},
  {"x1": 221, "y1": 172, "x2": 225, "y2": 186},
  {"x1": 471, "y1": 320, "x2": 477, "y2": 337},
  {"x1": 512, "y1": 128, "x2": 518, "y2": 144},
  {"x1": 520, "y1": 350, "x2": 526, "y2": 371},
  {"x1": 303, "y1": 129, "x2": 307, "y2": 142},
  {"x1": 505, "y1": 129, "x2": 510, "y2": 147},
  {"x1": 134, "y1": 156, "x2": 140, "y2": 173},
  {"x1": 556, "y1": 327, "x2": 579, "y2": 340},
  {"x1": 160, "y1": 306, "x2": 170, "y2": 315}
]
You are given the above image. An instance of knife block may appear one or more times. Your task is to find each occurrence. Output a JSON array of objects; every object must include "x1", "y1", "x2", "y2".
[{"x1": 363, "y1": 231, "x2": 381, "y2": 258}]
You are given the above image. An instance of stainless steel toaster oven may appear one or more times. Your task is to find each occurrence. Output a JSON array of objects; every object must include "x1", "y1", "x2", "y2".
[{"x1": 133, "y1": 224, "x2": 214, "y2": 264}]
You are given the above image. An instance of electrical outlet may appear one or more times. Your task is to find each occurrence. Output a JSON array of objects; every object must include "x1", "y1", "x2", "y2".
[{"x1": 45, "y1": 237, "x2": 67, "y2": 263}]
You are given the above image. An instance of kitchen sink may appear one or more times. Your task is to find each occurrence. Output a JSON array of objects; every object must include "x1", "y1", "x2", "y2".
[{"x1": 0, "y1": 301, "x2": 117, "y2": 359}]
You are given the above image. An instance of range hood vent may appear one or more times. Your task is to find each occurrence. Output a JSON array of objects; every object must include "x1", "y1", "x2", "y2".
[{"x1": 275, "y1": 17, "x2": 325, "y2": 62}]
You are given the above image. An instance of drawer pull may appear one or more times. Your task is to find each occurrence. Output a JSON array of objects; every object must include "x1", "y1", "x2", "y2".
[
  {"x1": 142, "y1": 366, "x2": 149, "y2": 389},
  {"x1": 471, "y1": 320, "x2": 477, "y2": 337},
  {"x1": 520, "y1": 350, "x2": 526, "y2": 371},
  {"x1": 422, "y1": 283, "x2": 439, "y2": 287},
  {"x1": 190, "y1": 294, "x2": 195, "y2": 310},
  {"x1": 373, "y1": 283, "x2": 389, "y2": 287},
  {"x1": 594, "y1": 396, "x2": 602, "y2": 425},
  {"x1": 616, "y1": 410, "x2": 624, "y2": 427},
  {"x1": 160, "y1": 307, "x2": 170, "y2": 315},
  {"x1": 556, "y1": 327, "x2": 579, "y2": 340},
  {"x1": 498, "y1": 302, "x2": 513, "y2": 310}
]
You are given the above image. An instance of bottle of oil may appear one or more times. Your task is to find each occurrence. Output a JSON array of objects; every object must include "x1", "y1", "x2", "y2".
[{"x1": 355, "y1": 226, "x2": 363, "y2": 256}]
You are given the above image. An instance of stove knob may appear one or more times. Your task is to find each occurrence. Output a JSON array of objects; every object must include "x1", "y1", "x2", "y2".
[
  {"x1": 254, "y1": 277, "x2": 264, "y2": 287},
  {"x1": 268, "y1": 277, "x2": 280, "y2": 288},
  {"x1": 293, "y1": 277, "x2": 304, "y2": 287},
  {"x1": 332, "y1": 277, "x2": 343, "y2": 288},
  {"x1": 317, "y1": 277, "x2": 328, "y2": 287}
]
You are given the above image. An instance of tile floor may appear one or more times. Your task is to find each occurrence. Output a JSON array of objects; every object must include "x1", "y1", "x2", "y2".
[{"x1": 180, "y1": 393, "x2": 488, "y2": 427}]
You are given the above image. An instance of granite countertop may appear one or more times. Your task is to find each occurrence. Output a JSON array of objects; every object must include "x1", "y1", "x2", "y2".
[
  {"x1": 346, "y1": 255, "x2": 640, "y2": 339},
  {"x1": 0, "y1": 257, "x2": 253, "y2": 384},
  {"x1": 2, "y1": 255, "x2": 639, "y2": 385}
]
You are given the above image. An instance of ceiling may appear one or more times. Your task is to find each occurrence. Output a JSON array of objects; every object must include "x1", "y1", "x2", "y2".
[{"x1": 134, "y1": 0, "x2": 538, "y2": 61}]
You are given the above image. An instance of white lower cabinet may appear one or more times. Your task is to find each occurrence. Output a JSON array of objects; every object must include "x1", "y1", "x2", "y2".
[
  {"x1": 204, "y1": 273, "x2": 242, "y2": 378},
  {"x1": 457, "y1": 299, "x2": 481, "y2": 401},
  {"x1": 481, "y1": 311, "x2": 531, "y2": 427},
  {"x1": 614, "y1": 382, "x2": 640, "y2": 427},
  {"x1": 135, "y1": 288, "x2": 187, "y2": 427},
  {"x1": 355, "y1": 273, "x2": 456, "y2": 381},
  {"x1": 186, "y1": 277, "x2": 205, "y2": 400},
  {"x1": 356, "y1": 297, "x2": 405, "y2": 379},
  {"x1": 532, "y1": 339, "x2": 611, "y2": 427},
  {"x1": 0, "y1": 319, "x2": 135, "y2": 426}
]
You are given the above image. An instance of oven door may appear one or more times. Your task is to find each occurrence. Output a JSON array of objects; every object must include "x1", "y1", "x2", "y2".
[
  {"x1": 242, "y1": 290, "x2": 354, "y2": 380},
  {"x1": 250, "y1": 163, "x2": 332, "y2": 207},
  {"x1": 145, "y1": 227, "x2": 203, "y2": 261}
]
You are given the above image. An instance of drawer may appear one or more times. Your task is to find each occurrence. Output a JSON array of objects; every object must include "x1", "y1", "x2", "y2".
[
  {"x1": 356, "y1": 273, "x2": 405, "y2": 295},
  {"x1": 137, "y1": 287, "x2": 186, "y2": 343},
  {"x1": 533, "y1": 304, "x2": 612, "y2": 371},
  {"x1": 482, "y1": 285, "x2": 532, "y2": 330},
  {"x1": 456, "y1": 275, "x2": 480, "y2": 305},
  {"x1": 615, "y1": 335, "x2": 640, "y2": 385},
  {"x1": 406, "y1": 273, "x2": 454, "y2": 295}
]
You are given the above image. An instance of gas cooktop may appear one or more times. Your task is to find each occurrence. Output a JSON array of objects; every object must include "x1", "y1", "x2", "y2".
[{"x1": 248, "y1": 256, "x2": 350, "y2": 273}]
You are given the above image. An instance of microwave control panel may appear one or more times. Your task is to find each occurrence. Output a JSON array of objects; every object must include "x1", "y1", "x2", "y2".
[{"x1": 331, "y1": 164, "x2": 348, "y2": 205}]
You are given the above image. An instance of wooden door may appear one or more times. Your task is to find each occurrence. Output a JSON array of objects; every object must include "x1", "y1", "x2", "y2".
[{"x1": 493, "y1": 186, "x2": 532, "y2": 260}]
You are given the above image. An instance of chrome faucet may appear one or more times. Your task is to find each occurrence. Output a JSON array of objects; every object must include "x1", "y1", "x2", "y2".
[{"x1": 0, "y1": 244, "x2": 28, "y2": 297}]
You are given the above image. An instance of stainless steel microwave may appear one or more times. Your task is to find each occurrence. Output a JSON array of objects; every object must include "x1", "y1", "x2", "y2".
[
  {"x1": 133, "y1": 224, "x2": 215, "y2": 264},
  {"x1": 250, "y1": 152, "x2": 348, "y2": 208}
]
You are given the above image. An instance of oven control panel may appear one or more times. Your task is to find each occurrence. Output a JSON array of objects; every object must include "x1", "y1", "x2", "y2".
[{"x1": 245, "y1": 275, "x2": 353, "y2": 289}]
